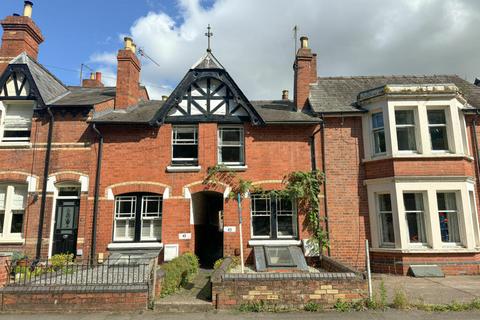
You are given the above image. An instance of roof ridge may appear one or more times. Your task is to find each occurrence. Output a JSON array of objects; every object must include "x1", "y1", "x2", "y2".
[{"x1": 317, "y1": 74, "x2": 461, "y2": 80}]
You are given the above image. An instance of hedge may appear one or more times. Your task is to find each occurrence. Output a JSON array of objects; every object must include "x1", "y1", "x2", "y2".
[{"x1": 161, "y1": 252, "x2": 199, "y2": 297}]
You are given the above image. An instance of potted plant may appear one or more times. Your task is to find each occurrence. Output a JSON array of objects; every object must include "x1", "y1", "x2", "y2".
[{"x1": 11, "y1": 252, "x2": 28, "y2": 267}]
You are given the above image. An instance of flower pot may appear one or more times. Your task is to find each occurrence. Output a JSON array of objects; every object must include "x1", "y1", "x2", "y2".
[{"x1": 16, "y1": 259, "x2": 28, "y2": 267}]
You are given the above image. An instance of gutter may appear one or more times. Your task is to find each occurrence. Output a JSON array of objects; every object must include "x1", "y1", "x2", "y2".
[
  {"x1": 472, "y1": 111, "x2": 480, "y2": 183},
  {"x1": 309, "y1": 115, "x2": 331, "y2": 256},
  {"x1": 90, "y1": 124, "x2": 103, "y2": 264},
  {"x1": 36, "y1": 107, "x2": 54, "y2": 260}
]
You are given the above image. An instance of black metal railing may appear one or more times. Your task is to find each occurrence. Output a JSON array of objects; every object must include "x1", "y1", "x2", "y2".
[{"x1": 6, "y1": 256, "x2": 154, "y2": 287}]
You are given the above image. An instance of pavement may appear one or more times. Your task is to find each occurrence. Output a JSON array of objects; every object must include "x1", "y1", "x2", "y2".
[
  {"x1": 373, "y1": 274, "x2": 480, "y2": 305},
  {"x1": 2, "y1": 311, "x2": 480, "y2": 320}
]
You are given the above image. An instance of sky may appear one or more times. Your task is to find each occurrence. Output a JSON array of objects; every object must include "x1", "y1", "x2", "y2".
[{"x1": 1, "y1": 0, "x2": 479, "y2": 100}]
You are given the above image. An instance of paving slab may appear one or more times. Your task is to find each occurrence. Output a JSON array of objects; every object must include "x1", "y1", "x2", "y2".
[{"x1": 373, "y1": 274, "x2": 480, "y2": 305}]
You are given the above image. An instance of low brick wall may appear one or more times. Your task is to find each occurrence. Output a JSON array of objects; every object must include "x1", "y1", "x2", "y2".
[
  {"x1": 0, "y1": 286, "x2": 149, "y2": 312},
  {"x1": 211, "y1": 257, "x2": 367, "y2": 309}
]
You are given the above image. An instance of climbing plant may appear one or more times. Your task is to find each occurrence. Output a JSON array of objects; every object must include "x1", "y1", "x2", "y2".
[{"x1": 203, "y1": 165, "x2": 328, "y2": 254}]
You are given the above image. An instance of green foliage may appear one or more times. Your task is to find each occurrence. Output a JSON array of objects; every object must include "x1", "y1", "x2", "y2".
[
  {"x1": 11, "y1": 251, "x2": 27, "y2": 264},
  {"x1": 415, "y1": 299, "x2": 480, "y2": 312},
  {"x1": 333, "y1": 299, "x2": 352, "y2": 312},
  {"x1": 239, "y1": 300, "x2": 266, "y2": 312},
  {"x1": 204, "y1": 165, "x2": 327, "y2": 252},
  {"x1": 213, "y1": 256, "x2": 240, "y2": 271},
  {"x1": 378, "y1": 280, "x2": 388, "y2": 309},
  {"x1": 160, "y1": 252, "x2": 200, "y2": 297},
  {"x1": 304, "y1": 301, "x2": 322, "y2": 312},
  {"x1": 392, "y1": 287, "x2": 409, "y2": 309},
  {"x1": 50, "y1": 253, "x2": 74, "y2": 271}
]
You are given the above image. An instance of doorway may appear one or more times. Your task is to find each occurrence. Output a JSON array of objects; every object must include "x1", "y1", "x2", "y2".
[
  {"x1": 192, "y1": 191, "x2": 223, "y2": 268},
  {"x1": 52, "y1": 186, "x2": 80, "y2": 256}
]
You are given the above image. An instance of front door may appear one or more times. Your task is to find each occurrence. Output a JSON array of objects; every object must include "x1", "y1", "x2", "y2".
[{"x1": 52, "y1": 199, "x2": 80, "y2": 256}]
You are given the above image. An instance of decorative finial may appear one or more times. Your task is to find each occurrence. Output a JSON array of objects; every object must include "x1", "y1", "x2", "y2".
[{"x1": 205, "y1": 24, "x2": 213, "y2": 52}]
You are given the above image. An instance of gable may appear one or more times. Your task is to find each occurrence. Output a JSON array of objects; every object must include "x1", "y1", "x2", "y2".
[{"x1": 0, "y1": 70, "x2": 31, "y2": 99}]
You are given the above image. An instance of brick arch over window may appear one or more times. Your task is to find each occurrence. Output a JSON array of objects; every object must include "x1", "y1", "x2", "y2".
[
  {"x1": 251, "y1": 180, "x2": 284, "y2": 191},
  {"x1": 184, "y1": 180, "x2": 231, "y2": 198},
  {"x1": 0, "y1": 171, "x2": 37, "y2": 186},
  {"x1": 106, "y1": 181, "x2": 171, "y2": 199}
]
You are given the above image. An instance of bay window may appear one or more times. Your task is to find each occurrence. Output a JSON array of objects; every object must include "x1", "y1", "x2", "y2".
[
  {"x1": 0, "y1": 184, "x2": 27, "y2": 240},
  {"x1": 218, "y1": 127, "x2": 244, "y2": 165},
  {"x1": 437, "y1": 192, "x2": 460, "y2": 243},
  {"x1": 395, "y1": 110, "x2": 416, "y2": 151},
  {"x1": 403, "y1": 193, "x2": 426, "y2": 244},
  {"x1": 372, "y1": 112, "x2": 386, "y2": 154},
  {"x1": 114, "y1": 193, "x2": 162, "y2": 242},
  {"x1": 427, "y1": 109, "x2": 449, "y2": 151},
  {"x1": 172, "y1": 125, "x2": 198, "y2": 166},
  {"x1": 251, "y1": 193, "x2": 297, "y2": 239}
]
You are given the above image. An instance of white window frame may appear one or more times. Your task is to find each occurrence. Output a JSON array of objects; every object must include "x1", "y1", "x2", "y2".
[
  {"x1": 0, "y1": 101, "x2": 34, "y2": 145},
  {"x1": 376, "y1": 193, "x2": 395, "y2": 247},
  {"x1": 250, "y1": 193, "x2": 271, "y2": 239},
  {"x1": 403, "y1": 192, "x2": 428, "y2": 247},
  {"x1": 426, "y1": 107, "x2": 450, "y2": 153},
  {"x1": 171, "y1": 125, "x2": 198, "y2": 165},
  {"x1": 436, "y1": 191, "x2": 461, "y2": 245},
  {"x1": 371, "y1": 111, "x2": 386, "y2": 156},
  {"x1": 275, "y1": 196, "x2": 298, "y2": 239},
  {"x1": 218, "y1": 126, "x2": 245, "y2": 165},
  {"x1": 394, "y1": 108, "x2": 418, "y2": 153},
  {"x1": 140, "y1": 195, "x2": 162, "y2": 241},
  {"x1": 367, "y1": 179, "x2": 478, "y2": 251},
  {"x1": 0, "y1": 184, "x2": 27, "y2": 241},
  {"x1": 113, "y1": 196, "x2": 137, "y2": 242}
]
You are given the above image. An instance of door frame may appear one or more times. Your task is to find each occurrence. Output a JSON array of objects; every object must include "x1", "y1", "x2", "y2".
[
  {"x1": 47, "y1": 184, "x2": 81, "y2": 258},
  {"x1": 52, "y1": 198, "x2": 80, "y2": 256}
]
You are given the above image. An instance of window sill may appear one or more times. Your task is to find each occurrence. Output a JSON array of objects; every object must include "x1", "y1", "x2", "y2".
[
  {"x1": 0, "y1": 238, "x2": 25, "y2": 245},
  {"x1": 107, "y1": 242, "x2": 163, "y2": 250},
  {"x1": 363, "y1": 153, "x2": 474, "y2": 163},
  {"x1": 166, "y1": 165, "x2": 201, "y2": 173},
  {"x1": 217, "y1": 165, "x2": 248, "y2": 172},
  {"x1": 370, "y1": 247, "x2": 480, "y2": 254},
  {"x1": 0, "y1": 142, "x2": 31, "y2": 149},
  {"x1": 248, "y1": 239, "x2": 301, "y2": 246}
]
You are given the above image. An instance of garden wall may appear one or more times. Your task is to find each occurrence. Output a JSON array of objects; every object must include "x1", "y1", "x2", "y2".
[{"x1": 211, "y1": 256, "x2": 367, "y2": 309}]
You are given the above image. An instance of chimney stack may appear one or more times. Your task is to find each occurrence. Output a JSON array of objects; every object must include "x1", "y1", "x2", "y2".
[
  {"x1": 115, "y1": 36, "x2": 141, "y2": 109},
  {"x1": 282, "y1": 89, "x2": 289, "y2": 101},
  {"x1": 0, "y1": 1, "x2": 44, "y2": 73},
  {"x1": 82, "y1": 71, "x2": 104, "y2": 88},
  {"x1": 294, "y1": 35, "x2": 317, "y2": 111}
]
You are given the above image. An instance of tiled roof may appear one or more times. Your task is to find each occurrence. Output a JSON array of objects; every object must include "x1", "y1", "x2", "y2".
[
  {"x1": 90, "y1": 100, "x2": 164, "y2": 124},
  {"x1": 53, "y1": 86, "x2": 116, "y2": 106},
  {"x1": 251, "y1": 100, "x2": 319, "y2": 123},
  {"x1": 309, "y1": 75, "x2": 480, "y2": 113}
]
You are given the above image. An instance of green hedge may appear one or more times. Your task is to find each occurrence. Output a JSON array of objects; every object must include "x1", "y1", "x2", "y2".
[{"x1": 161, "y1": 252, "x2": 199, "y2": 297}]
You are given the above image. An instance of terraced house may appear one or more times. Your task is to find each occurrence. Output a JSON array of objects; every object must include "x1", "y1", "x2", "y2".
[{"x1": 1, "y1": 1, "x2": 480, "y2": 275}]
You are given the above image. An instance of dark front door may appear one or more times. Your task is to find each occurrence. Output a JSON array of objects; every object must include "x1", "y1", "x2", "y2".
[{"x1": 52, "y1": 199, "x2": 80, "y2": 256}]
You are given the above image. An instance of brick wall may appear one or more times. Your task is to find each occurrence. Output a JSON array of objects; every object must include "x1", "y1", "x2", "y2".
[{"x1": 0, "y1": 290, "x2": 148, "y2": 312}]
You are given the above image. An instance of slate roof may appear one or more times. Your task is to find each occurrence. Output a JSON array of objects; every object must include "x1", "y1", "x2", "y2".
[
  {"x1": 91, "y1": 100, "x2": 164, "y2": 124},
  {"x1": 309, "y1": 75, "x2": 480, "y2": 114},
  {"x1": 52, "y1": 86, "x2": 116, "y2": 106},
  {"x1": 251, "y1": 100, "x2": 319, "y2": 123},
  {"x1": 10, "y1": 53, "x2": 69, "y2": 105}
]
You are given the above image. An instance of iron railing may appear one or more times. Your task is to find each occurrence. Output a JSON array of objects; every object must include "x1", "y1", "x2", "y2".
[{"x1": 6, "y1": 256, "x2": 154, "y2": 287}]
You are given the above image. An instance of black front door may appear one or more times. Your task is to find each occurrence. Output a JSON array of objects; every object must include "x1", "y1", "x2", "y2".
[{"x1": 52, "y1": 199, "x2": 80, "y2": 256}]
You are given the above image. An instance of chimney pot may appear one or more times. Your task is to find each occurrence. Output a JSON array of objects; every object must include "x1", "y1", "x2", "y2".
[
  {"x1": 89, "y1": 72, "x2": 95, "y2": 80},
  {"x1": 132, "y1": 43, "x2": 137, "y2": 54},
  {"x1": 282, "y1": 90, "x2": 289, "y2": 100},
  {"x1": 23, "y1": 1, "x2": 33, "y2": 18},
  {"x1": 300, "y1": 36, "x2": 309, "y2": 49},
  {"x1": 95, "y1": 72, "x2": 102, "y2": 82},
  {"x1": 124, "y1": 37, "x2": 134, "y2": 51},
  {"x1": 162, "y1": 95, "x2": 168, "y2": 101}
]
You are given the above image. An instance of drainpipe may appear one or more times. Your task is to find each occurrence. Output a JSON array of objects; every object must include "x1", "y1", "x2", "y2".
[
  {"x1": 90, "y1": 124, "x2": 103, "y2": 265},
  {"x1": 472, "y1": 111, "x2": 480, "y2": 180},
  {"x1": 309, "y1": 115, "x2": 331, "y2": 256},
  {"x1": 36, "y1": 107, "x2": 54, "y2": 260}
]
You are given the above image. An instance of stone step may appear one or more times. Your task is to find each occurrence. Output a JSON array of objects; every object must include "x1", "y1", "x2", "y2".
[{"x1": 154, "y1": 301, "x2": 213, "y2": 312}]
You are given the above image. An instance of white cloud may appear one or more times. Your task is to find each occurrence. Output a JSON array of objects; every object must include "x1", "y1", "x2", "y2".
[{"x1": 89, "y1": 0, "x2": 480, "y2": 100}]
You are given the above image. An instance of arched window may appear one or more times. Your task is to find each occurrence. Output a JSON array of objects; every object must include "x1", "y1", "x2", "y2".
[{"x1": 114, "y1": 193, "x2": 162, "y2": 242}]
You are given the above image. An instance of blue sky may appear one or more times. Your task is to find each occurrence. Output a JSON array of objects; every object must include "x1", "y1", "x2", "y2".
[{"x1": 1, "y1": 0, "x2": 479, "y2": 100}]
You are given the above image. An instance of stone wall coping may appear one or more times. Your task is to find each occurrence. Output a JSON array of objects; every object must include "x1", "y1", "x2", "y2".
[
  {"x1": 211, "y1": 257, "x2": 232, "y2": 283},
  {"x1": 1, "y1": 284, "x2": 148, "y2": 294},
  {"x1": 223, "y1": 271, "x2": 359, "y2": 281}
]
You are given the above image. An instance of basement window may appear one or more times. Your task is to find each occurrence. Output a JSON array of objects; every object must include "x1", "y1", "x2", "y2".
[
  {"x1": 172, "y1": 125, "x2": 198, "y2": 166},
  {"x1": 264, "y1": 246, "x2": 296, "y2": 267}
]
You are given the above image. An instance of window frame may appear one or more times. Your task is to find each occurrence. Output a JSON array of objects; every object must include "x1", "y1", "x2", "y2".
[
  {"x1": 394, "y1": 108, "x2": 417, "y2": 153},
  {"x1": 171, "y1": 125, "x2": 198, "y2": 166},
  {"x1": 113, "y1": 193, "x2": 163, "y2": 243},
  {"x1": 436, "y1": 191, "x2": 461, "y2": 245},
  {"x1": 250, "y1": 193, "x2": 298, "y2": 240},
  {"x1": 371, "y1": 111, "x2": 386, "y2": 156},
  {"x1": 426, "y1": 108, "x2": 450, "y2": 153},
  {"x1": 376, "y1": 193, "x2": 395, "y2": 247},
  {"x1": 403, "y1": 192, "x2": 428, "y2": 247},
  {"x1": 0, "y1": 100, "x2": 34, "y2": 144},
  {"x1": 218, "y1": 126, "x2": 245, "y2": 166},
  {"x1": 0, "y1": 184, "x2": 27, "y2": 240}
]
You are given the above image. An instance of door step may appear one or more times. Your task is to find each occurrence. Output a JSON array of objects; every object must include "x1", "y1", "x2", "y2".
[{"x1": 154, "y1": 301, "x2": 213, "y2": 312}]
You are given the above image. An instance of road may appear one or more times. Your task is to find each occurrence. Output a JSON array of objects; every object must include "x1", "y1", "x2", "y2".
[{"x1": 1, "y1": 311, "x2": 480, "y2": 320}]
